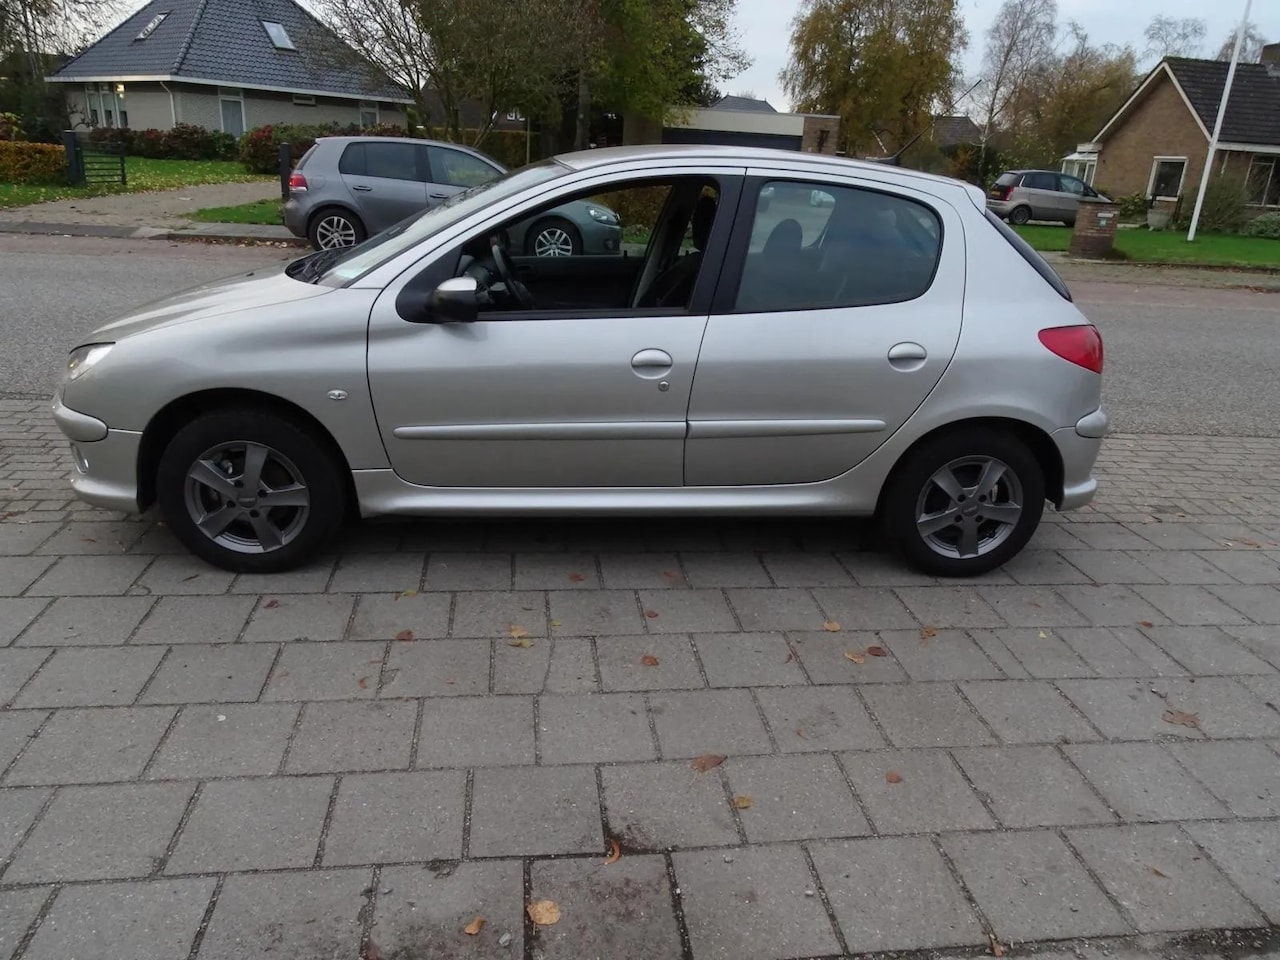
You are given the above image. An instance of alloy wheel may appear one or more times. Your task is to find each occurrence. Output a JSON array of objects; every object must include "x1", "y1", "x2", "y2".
[
  {"x1": 183, "y1": 441, "x2": 311, "y2": 554},
  {"x1": 914, "y1": 456, "x2": 1024, "y2": 559},
  {"x1": 533, "y1": 227, "x2": 574, "y2": 257},
  {"x1": 315, "y1": 215, "x2": 357, "y2": 248}
]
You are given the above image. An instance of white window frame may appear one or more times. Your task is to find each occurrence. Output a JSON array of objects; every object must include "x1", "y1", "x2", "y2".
[
  {"x1": 217, "y1": 87, "x2": 246, "y2": 135},
  {"x1": 292, "y1": 93, "x2": 316, "y2": 106},
  {"x1": 359, "y1": 101, "x2": 379, "y2": 127},
  {"x1": 1247, "y1": 156, "x2": 1278, "y2": 207},
  {"x1": 1147, "y1": 156, "x2": 1187, "y2": 200},
  {"x1": 85, "y1": 82, "x2": 126, "y2": 128},
  {"x1": 505, "y1": 109, "x2": 524, "y2": 122}
]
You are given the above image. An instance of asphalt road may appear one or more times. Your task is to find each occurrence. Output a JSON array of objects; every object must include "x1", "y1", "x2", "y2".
[{"x1": 2, "y1": 234, "x2": 1277, "y2": 437}]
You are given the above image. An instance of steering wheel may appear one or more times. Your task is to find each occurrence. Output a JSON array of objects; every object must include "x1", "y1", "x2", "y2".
[{"x1": 489, "y1": 235, "x2": 535, "y2": 309}]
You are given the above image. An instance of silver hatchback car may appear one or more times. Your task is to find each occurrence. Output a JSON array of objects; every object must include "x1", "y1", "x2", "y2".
[
  {"x1": 986, "y1": 169, "x2": 1108, "y2": 226},
  {"x1": 53, "y1": 145, "x2": 1107, "y2": 577}
]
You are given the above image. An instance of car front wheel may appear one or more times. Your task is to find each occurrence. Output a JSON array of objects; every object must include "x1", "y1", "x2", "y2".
[
  {"x1": 309, "y1": 208, "x2": 366, "y2": 250},
  {"x1": 527, "y1": 218, "x2": 582, "y2": 257},
  {"x1": 882, "y1": 428, "x2": 1045, "y2": 577},
  {"x1": 155, "y1": 409, "x2": 346, "y2": 573}
]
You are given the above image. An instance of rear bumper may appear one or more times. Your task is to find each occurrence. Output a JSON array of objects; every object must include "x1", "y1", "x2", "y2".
[
  {"x1": 1052, "y1": 406, "x2": 1109, "y2": 511},
  {"x1": 282, "y1": 198, "x2": 308, "y2": 239},
  {"x1": 985, "y1": 199, "x2": 1016, "y2": 218}
]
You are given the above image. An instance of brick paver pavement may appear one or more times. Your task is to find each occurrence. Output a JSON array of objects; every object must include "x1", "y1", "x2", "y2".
[{"x1": 3, "y1": 396, "x2": 1280, "y2": 959}]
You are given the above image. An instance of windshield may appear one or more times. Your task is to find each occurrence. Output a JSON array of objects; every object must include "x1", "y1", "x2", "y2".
[{"x1": 316, "y1": 160, "x2": 569, "y2": 285}]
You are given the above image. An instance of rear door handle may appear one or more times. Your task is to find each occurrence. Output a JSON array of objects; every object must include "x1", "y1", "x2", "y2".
[
  {"x1": 351, "y1": 185, "x2": 372, "y2": 192},
  {"x1": 631, "y1": 348, "x2": 673, "y2": 379},
  {"x1": 888, "y1": 342, "x2": 927, "y2": 361},
  {"x1": 429, "y1": 192, "x2": 449, "y2": 199}
]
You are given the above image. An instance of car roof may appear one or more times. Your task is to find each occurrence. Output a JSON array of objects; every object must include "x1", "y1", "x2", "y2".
[{"x1": 318, "y1": 135, "x2": 492, "y2": 155}]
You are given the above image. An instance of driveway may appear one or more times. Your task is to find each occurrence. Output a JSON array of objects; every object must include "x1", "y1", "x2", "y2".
[{"x1": 0, "y1": 181, "x2": 278, "y2": 230}]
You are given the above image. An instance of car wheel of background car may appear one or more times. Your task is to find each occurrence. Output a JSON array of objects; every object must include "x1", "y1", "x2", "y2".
[
  {"x1": 882, "y1": 427, "x2": 1045, "y2": 577},
  {"x1": 309, "y1": 208, "x2": 367, "y2": 250},
  {"x1": 156, "y1": 409, "x2": 346, "y2": 573},
  {"x1": 1008, "y1": 206, "x2": 1032, "y2": 225},
  {"x1": 526, "y1": 218, "x2": 582, "y2": 257}
]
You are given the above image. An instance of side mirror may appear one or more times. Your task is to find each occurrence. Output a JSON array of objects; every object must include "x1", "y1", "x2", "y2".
[{"x1": 427, "y1": 276, "x2": 480, "y2": 324}]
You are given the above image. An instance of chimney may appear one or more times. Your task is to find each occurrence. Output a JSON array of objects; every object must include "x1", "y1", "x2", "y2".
[{"x1": 1262, "y1": 42, "x2": 1280, "y2": 65}]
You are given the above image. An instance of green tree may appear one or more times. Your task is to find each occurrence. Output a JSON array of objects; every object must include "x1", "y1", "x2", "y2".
[{"x1": 781, "y1": 0, "x2": 967, "y2": 157}]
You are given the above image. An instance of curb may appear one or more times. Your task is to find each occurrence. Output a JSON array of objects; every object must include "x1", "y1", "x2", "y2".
[
  {"x1": 0, "y1": 220, "x2": 307, "y2": 248},
  {"x1": 163, "y1": 230, "x2": 308, "y2": 248}
]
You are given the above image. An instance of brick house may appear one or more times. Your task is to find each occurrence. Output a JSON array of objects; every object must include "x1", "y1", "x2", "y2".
[
  {"x1": 45, "y1": 0, "x2": 410, "y2": 136},
  {"x1": 625, "y1": 95, "x2": 841, "y2": 155},
  {"x1": 1088, "y1": 46, "x2": 1280, "y2": 210}
]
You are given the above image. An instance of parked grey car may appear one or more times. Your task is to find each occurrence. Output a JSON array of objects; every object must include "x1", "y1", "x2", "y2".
[
  {"x1": 986, "y1": 169, "x2": 1108, "y2": 225},
  {"x1": 54, "y1": 145, "x2": 1107, "y2": 578},
  {"x1": 283, "y1": 135, "x2": 622, "y2": 254}
]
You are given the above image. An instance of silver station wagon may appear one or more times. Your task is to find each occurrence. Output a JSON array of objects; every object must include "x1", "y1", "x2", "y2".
[{"x1": 52, "y1": 145, "x2": 1108, "y2": 577}]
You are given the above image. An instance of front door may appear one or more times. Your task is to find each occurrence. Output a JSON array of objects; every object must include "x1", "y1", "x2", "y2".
[
  {"x1": 425, "y1": 145, "x2": 503, "y2": 207},
  {"x1": 366, "y1": 171, "x2": 739, "y2": 488},
  {"x1": 337, "y1": 140, "x2": 428, "y2": 233},
  {"x1": 1020, "y1": 171, "x2": 1061, "y2": 220},
  {"x1": 685, "y1": 176, "x2": 964, "y2": 486},
  {"x1": 219, "y1": 97, "x2": 244, "y2": 138}
]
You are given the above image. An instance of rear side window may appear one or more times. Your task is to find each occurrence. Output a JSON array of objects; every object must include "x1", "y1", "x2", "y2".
[
  {"x1": 1023, "y1": 172, "x2": 1056, "y2": 190},
  {"x1": 984, "y1": 210, "x2": 1072, "y2": 301},
  {"x1": 734, "y1": 180, "x2": 942, "y2": 312},
  {"x1": 338, "y1": 142, "x2": 419, "y2": 180},
  {"x1": 338, "y1": 142, "x2": 365, "y2": 176},
  {"x1": 294, "y1": 144, "x2": 317, "y2": 170},
  {"x1": 995, "y1": 172, "x2": 1019, "y2": 187}
]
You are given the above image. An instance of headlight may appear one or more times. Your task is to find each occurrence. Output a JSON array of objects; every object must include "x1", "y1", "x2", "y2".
[
  {"x1": 586, "y1": 206, "x2": 618, "y2": 224},
  {"x1": 65, "y1": 343, "x2": 114, "y2": 382}
]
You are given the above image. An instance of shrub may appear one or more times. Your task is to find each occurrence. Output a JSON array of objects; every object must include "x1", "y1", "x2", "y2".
[
  {"x1": 359, "y1": 122, "x2": 410, "y2": 139},
  {"x1": 209, "y1": 130, "x2": 237, "y2": 161},
  {"x1": 1176, "y1": 174, "x2": 1250, "y2": 233},
  {"x1": 599, "y1": 185, "x2": 669, "y2": 231},
  {"x1": 161, "y1": 122, "x2": 215, "y2": 160},
  {"x1": 128, "y1": 128, "x2": 168, "y2": 158},
  {"x1": 0, "y1": 112, "x2": 25, "y2": 142},
  {"x1": 87, "y1": 126, "x2": 129, "y2": 148},
  {"x1": 238, "y1": 124, "x2": 280, "y2": 174},
  {"x1": 238, "y1": 122, "x2": 361, "y2": 174},
  {"x1": 0, "y1": 141, "x2": 66, "y2": 184},
  {"x1": 1108, "y1": 192, "x2": 1148, "y2": 221},
  {"x1": 423, "y1": 127, "x2": 540, "y2": 170},
  {"x1": 1242, "y1": 212, "x2": 1280, "y2": 240}
]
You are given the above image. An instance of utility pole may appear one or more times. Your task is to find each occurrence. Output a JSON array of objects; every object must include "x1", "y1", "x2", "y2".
[{"x1": 1187, "y1": 0, "x2": 1252, "y2": 242}]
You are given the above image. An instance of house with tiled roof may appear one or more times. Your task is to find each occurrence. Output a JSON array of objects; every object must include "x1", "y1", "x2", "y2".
[
  {"x1": 46, "y1": 0, "x2": 411, "y2": 135},
  {"x1": 1085, "y1": 45, "x2": 1280, "y2": 208}
]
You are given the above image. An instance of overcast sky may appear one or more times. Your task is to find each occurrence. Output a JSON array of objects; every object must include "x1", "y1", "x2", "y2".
[{"x1": 730, "y1": 0, "x2": 1280, "y2": 111}]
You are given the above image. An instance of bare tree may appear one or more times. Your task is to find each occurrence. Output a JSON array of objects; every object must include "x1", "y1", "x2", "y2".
[
  {"x1": 974, "y1": 0, "x2": 1057, "y2": 167},
  {"x1": 1144, "y1": 15, "x2": 1205, "y2": 61},
  {"x1": 1215, "y1": 21, "x2": 1268, "y2": 63}
]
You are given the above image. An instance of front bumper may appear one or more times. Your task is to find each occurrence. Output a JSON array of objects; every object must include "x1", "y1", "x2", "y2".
[
  {"x1": 53, "y1": 393, "x2": 141, "y2": 514},
  {"x1": 1052, "y1": 406, "x2": 1110, "y2": 511},
  {"x1": 583, "y1": 221, "x2": 623, "y2": 255}
]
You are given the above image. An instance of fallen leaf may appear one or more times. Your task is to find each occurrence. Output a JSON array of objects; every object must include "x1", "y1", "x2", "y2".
[
  {"x1": 395, "y1": 629, "x2": 414, "y2": 641},
  {"x1": 732, "y1": 795, "x2": 753, "y2": 809},
  {"x1": 567, "y1": 572, "x2": 586, "y2": 583},
  {"x1": 1163, "y1": 709, "x2": 1200, "y2": 729},
  {"x1": 691, "y1": 753, "x2": 726, "y2": 772},
  {"x1": 550, "y1": 619, "x2": 562, "y2": 628},
  {"x1": 263, "y1": 598, "x2": 280, "y2": 609},
  {"x1": 795, "y1": 727, "x2": 807, "y2": 739},
  {"x1": 604, "y1": 838, "x2": 621, "y2": 865},
  {"x1": 509, "y1": 625, "x2": 530, "y2": 639},
  {"x1": 357, "y1": 676, "x2": 369, "y2": 689},
  {"x1": 363, "y1": 938, "x2": 384, "y2": 960},
  {"x1": 866, "y1": 645, "x2": 887, "y2": 657},
  {"x1": 1151, "y1": 867, "x2": 1168, "y2": 879},
  {"x1": 990, "y1": 934, "x2": 1005, "y2": 958},
  {"x1": 81, "y1": 537, "x2": 96, "y2": 543},
  {"x1": 463, "y1": 917, "x2": 485, "y2": 936},
  {"x1": 640, "y1": 655, "x2": 660, "y2": 666},
  {"x1": 844, "y1": 651, "x2": 865, "y2": 665},
  {"x1": 527, "y1": 900, "x2": 561, "y2": 926},
  {"x1": 644, "y1": 609, "x2": 660, "y2": 619},
  {"x1": 823, "y1": 621, "x2": 841, "y2": 632},
  {"x1": 399, "y1": 589, "x2": 418, "y2": 599},
  {"x1": 783, "y1": 651, "x2": 795, "y2": 663},
  {"x1": 1038, "y1": 630, "x2": 1049, "y2": 639},
  {"x1": 182, "y1": 573, "x2": 200, "y2": 581},
  {"x1": 661, "y1": 570, "x2": 683, "y2": 582},
  {"x1": 1239, "y1": 539, "x2": 1260, "y2": 548},
  {"x1": 507, "y1": 639, "x2": 535, "y2": 648},
  {"x1": 920, "y1": 626, "x2": 938, "y2": 640},
  {"x1": 886, "y1": 770, "x2": 903, "y2": 784},
  {"x1": 1139, "y1": 621, "x2": 1154, "y2": 629}
]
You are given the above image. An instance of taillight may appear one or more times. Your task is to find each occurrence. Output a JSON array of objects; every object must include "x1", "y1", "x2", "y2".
[
  {"x1": 1039, "y1": 325, "x2": 1103, "y2": 374},
  {"x1": 1001, "y1": 186, "x2": 1015, "y2": 200},
  {"x1": 288, "y1": 173, "x2": 308, "y2": 191}
]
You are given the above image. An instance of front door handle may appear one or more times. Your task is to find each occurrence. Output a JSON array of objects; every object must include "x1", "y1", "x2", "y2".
[
  {"x1": 631, "y1": 348, "x2": 673, "y2": 379},
  {"x1": 429, "y1": 192, "x2": 449, "y2": 200},
  {"x1": 351, "y1": 185, "x2": 372, "y2": 192}
]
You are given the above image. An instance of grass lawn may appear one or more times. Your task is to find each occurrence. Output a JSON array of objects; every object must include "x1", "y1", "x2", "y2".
[
  {"x1": 0, "y1": 158, "x2": 270, "y2": 209},
  {"x1": 1014, "y1": 224, "x2": 1280, "y2": 268},
  {"x1": 189, "y1": 198, "x2": 282, "y2": 225}
]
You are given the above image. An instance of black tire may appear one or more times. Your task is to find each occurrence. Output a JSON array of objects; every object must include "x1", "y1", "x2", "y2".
[
  {"x1": 1007, "y1": 205, "x2": 1032, "y2": 226},
  {"x1": 525, "y1": 217, "x2": 582, "y2": 257},
  {"x1": 881, "y1": 427, "x2": 1045, "y2": 577},
  {"x1": 156, "y1": 408, "x2": 346, "y2": 573},
  {"x1": 308, "y1": 206, "x2": 367, "y2": 250}
]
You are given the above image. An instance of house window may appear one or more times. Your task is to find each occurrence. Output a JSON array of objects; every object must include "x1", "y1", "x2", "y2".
[
  {"x1": 1148, "y1": 157, "x2": 1186, "y2": 199},
  {"x1": 1247, "y1": 156, "x2": 1280, "y2": 207},
  {"x1": 261, "y1": 21, "x2": 296, "y2": 50},
  {"x1": 135, "y1": 11, "x2": 168, "y2": 40},
  {"x1": 218, "y1": 87, "x2": 245, "y2": 137},
  {"x1": 505, "y1": 109, "x2": 524, "y2": 122},
  {"x1": 359, "y1": 101, "x2": 379, "y2": 127},
  {"x1": 292, "y1": 94, "x2": 316, "y2": 106},
  {"x1": 84, "y1": 83, "x2": 125, "y2": 128}
]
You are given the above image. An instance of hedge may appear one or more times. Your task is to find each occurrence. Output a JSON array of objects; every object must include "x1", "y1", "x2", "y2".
[
  {"x1": 1242, "y1": 212, "x2": 1280, "y2": 240},
  {"x1": 0, "y1": 141, "x2": 66, "y2": 184},
  {"x1": 87, "y1": 124, "x2": 236, "y2": 161},
  {"x1": 0, "y1": 112, "x2": 24, "y2": 142},
  {"x1": 239, "y1": 122, "x2": 411, "y2": 174},
  {"x1": 421, "y1": 127, "x2": 541, "y2": 170}
]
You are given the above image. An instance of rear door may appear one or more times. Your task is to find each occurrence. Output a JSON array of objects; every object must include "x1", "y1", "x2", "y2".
[
  {"x1": 425, "y1": 145, "x2": 504, "y2": 207},
  {"x1": 684, "y1": 174, "x2": 963, "y2": 486},
  {"x1": 1019, "y1": 172, "x2": 1061, "y2": 220},
  {"x1": 337, "y1": 141, "x2": 428, "y2": 232}
]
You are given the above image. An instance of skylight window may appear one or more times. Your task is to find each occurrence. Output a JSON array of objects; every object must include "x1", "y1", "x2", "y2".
[
  {"x1": 261, "y1": 20, "x2": 296, "y2": 50},
  {"x1": 135, "y1": 12, "x2": 168, "y2": 41}
]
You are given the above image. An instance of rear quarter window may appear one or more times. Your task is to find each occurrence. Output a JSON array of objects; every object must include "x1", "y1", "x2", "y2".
[
  {"x1": 984, "y1": 210, "x2": 1072, "y2": 301},
  {"x1": 995, "y1": 172, "x2": 1019, "y2": 187},
  {"x1": 338, "y1": 143, "x2": 364, "y2": 176}
]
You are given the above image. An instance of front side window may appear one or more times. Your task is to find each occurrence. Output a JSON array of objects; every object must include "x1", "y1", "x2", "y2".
[
  {"x1": 431, "y1": 147, "x2": 501, "y2": 188},
  {"x1": 734, "y1": 180, "x2": 942, "y2": 312},
  {"x1": 1058, "y1": 175, "x2": 1085, "y2": 196},
  {"x1": 1150, "y1": 159, "x2": 1186, "y2": 199}
]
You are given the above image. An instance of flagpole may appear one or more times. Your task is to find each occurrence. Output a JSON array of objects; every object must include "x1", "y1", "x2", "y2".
[{"x1": 1187, "y1": 0, "x2": 1252, "y2": 241}]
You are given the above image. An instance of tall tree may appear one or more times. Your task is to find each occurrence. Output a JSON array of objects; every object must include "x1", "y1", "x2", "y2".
[
  {"x1": 1215, "y1": 21, "x2": 1268, "y2": 63},
  {"x1": 781, "y1": 0, "x2": 967, "y2": 157},
  {"x1": 974, "y1": 0, "x2": 1056, "y2": 158},
  {"x1": 1143, "y1": 15, "x2": 1205, "y2": 61}
]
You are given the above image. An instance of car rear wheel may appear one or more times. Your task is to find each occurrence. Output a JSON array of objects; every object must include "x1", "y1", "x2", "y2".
[
  {"x1": 1008, "y1": 205, "x2": 1032, "y2": 225},
  {"x1": 156, "y1": 409, "x2": 346, "y2": 573},
  {"x1": 309, "y1": 207, "x2": 366, "y2": 250},
  {"x1": 882, "y1": 428, "x2": 1044, "y2": 577},
  {"x1": 526, "y1": 217, "x2": 581, "y2": 257}
]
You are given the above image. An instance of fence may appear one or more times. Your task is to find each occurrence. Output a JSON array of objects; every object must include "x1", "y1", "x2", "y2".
[{"x1": 62, "y1": 131, "x2": 126, "y2": 187}]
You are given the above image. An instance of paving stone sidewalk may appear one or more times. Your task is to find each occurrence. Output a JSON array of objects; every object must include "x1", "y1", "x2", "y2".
[{"x1": 2, "y1": 396, "x2": 1280, "y2": 960}]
